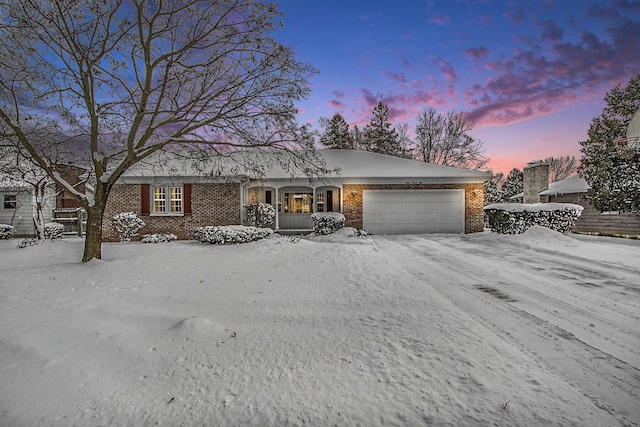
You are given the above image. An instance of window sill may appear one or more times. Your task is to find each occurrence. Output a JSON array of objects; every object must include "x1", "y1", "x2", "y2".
[{"x1": 150, "y1": 213, "x2": 185, "y2": 217}]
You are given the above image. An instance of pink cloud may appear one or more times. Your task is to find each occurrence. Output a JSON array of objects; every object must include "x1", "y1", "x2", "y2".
[
  {"x1": 464, "y1": 47, "x2": 490, "y2": 61},
  {"x1": 463, "y1": 12, "x2": 640, "y2": 128},
  {"x1": 438, "y1": 60, "x2": 458, "y2": 83},
  {"x1": 384, "y1": 71, "x2": 423, "y2": 89},
  {"x1": 358, "y1": 88, "x2": 447, "y2": 123},
  {"x1": 503, "y1": 7, "x2": 525, "y2": 25},
  {"x1": 428, "y1": 13, "x2": 450, "y2": 26},
  {"x1": 326, "y1": 99, "x2": 346, "y2": 109}
]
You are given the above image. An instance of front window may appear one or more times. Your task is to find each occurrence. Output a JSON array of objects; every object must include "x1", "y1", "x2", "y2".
[
  {"x1": 3, "y1": 195, "x2": 17, "y2": 210},
  {"x1": 283, "y1": 193, "x2": 313, "y2": 213},
  {"x1": 153, "y1": 185, "x2": 183, "y2": 214}
]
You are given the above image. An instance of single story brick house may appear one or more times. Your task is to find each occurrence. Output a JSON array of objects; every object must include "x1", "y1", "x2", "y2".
[{"x1": 102, "y1": 150, "x2": 490, "y2": 241}]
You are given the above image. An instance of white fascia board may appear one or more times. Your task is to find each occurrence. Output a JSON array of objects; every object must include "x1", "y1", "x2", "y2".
[{"x1": 118, "y1": 175, "x2": 243, "y2": 185}]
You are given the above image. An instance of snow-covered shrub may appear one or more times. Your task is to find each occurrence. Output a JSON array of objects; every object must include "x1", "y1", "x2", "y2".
[
  {"x1": 484, "y1": 203, "x2": 583, "y2": 234},
  {"x1": 141, "y1": 233, "x2": 177, "y2": 243},
  {"x1": 191, "y1": 225, "x2": 273, "y2": 244},
  {"x1": 111, "y1": 212, "x2": 145, "y2": 241},
  {"x1": 0, "y1": 224, "x2": 15, "y2": 239},
  {"x1": 44, "y1": 222, "x2": 65, "y2": 240},
  {"x1": 311, "y1": 212, "x2": 345, "y2": 235},
  {"x1": 244, "y1": 203, "x2": 275, "y2": 228}
]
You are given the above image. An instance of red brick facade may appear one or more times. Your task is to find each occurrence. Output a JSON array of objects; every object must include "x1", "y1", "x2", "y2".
[
  {"x1": 102, "y1": 183, "x2": 241, "y2": 241},
  {"x1": 342, "y1": 183, "x2": 485, "y2": 233}
]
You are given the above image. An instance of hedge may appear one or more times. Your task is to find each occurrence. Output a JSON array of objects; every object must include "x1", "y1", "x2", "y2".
[{"x1": 484, "y1": 203, "x2": 583, "y2": 234}]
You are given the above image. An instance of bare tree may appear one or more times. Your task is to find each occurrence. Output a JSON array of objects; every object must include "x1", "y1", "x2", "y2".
[
  {"x1": 545, "y1": 155, "x2": 578, "y2": 182},
  {"x1": 0, "y1": 0, "x2": 319, "y2": 261},
  {"x1": 414, "y1": 107, "x2": 488, "y2": 169},
  {"x1": 396, "y1": 122, "x2": 414, "y2": 159}
]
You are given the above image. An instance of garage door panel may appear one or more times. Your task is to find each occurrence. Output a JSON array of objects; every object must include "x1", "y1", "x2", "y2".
[{"x1": 363, "y1": 190, "x2": 464, "y2": 234}]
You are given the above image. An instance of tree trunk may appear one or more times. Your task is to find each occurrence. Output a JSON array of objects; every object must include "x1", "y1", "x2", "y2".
[
  {"x1": 82, "y1": 183, "x2": 110, "y2": 262},
  {"x1": 82, "y1": 203, "x2": 105, "y2": 262}
]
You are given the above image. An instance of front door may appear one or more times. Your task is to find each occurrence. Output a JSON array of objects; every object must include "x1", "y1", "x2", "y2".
[{"x1": 326, "y1": 190, "x2": 333, "y2": 212}]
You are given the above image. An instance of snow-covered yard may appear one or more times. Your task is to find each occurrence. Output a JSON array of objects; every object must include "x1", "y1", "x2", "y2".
[{"x1": 1, "y1": 227, "x2": 638, "y2": 426}]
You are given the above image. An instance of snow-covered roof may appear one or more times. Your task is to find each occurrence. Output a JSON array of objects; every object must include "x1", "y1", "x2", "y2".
[
  {"x1": 509, "y1": 175, "x2": 588, "y2": 200},
  {"x1": 0, "y1": 175, "x2": 30, "y2": 191},
  {"x1": 539, "y1": 175, "x2": 589, "y2": 196},
  {"x1": 122, "y1": 149, "x2": 491, "y2": 183}
]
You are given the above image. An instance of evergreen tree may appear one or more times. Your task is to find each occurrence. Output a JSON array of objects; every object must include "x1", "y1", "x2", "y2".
[
  {"x1": 364, "y1": 102, "x2": 400, "y2": 156},
  {"x1": 484, "y1": 171, "x2": 504, "y2": 205},
  {"x1": 500, "y1": 168, "x2": 524, "y2": 202},
  {"x1": 579, "y1": 73, "x2": 640, "y2": 212},
  {"x1": 350, "y1": 125, "x2": 367, "y2": 151},
  {"x1": 319, "y1": 113, "x2": 354, "y2": 149}
]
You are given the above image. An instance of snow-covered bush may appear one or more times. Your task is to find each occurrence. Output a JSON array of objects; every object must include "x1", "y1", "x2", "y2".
[
  {"x1": 111, "y1": 212, "x2": 145, "y2": 241},
  {"x1": 0, "y1": 224, "x2": 15, "y2": 239},
  {"x1": 244, "y1": 203, "x2": 275, "y2": 228},
  {"x1": 311, "y1": 212, "x2": 345, "y2": 235},
  {"x1": 141, "y1": 233, "x2": 177, "y2": 243},
  {"x1": 484, "y1": 203, "x2": 583, "y2": 234},
  {"x1": 44, "y1": 222, "x2": 65, "y2": 240},
  {"x1": 191, "y1": 225, "x2": 273, "y2": 244}
]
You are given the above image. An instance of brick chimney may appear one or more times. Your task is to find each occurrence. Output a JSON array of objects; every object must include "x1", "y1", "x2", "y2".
[{"x1": 523, "y1": 161, "x2": 549, "y2": 204}]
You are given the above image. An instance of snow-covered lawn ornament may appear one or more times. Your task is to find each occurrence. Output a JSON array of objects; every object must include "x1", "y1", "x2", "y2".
[
  {"x1": 244, "y1": 203, "x2": 275, "y2": 228},
  {"x1": 191, "y1": 225, "x2": 273, "y2": 244},
  {"x1": 44, "y1": 222, "x2": 65, "y2": 240},
  {"x1": 0, "y1": 224, "x2": 15, "y2": 239},
  {"x1": 484, "y1": 203, "x2": 583, "y2": 234},
  {"x1": 111, "y1": 212, "x2": 145, "y2": 242},
  {"x1": 141, "y1": 233, "x2": 177, "y2": 243},
  {"x1": 311, "y1": 212, "x2": 345, "y2": 235}
]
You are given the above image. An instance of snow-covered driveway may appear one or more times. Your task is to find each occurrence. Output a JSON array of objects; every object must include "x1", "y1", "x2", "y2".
[
  {"x1": 374, "y1": 229, "x2": 640, "y2": 426},
  {"x1": 0, "y1": 228, "x2": 638, "y2": 426}
]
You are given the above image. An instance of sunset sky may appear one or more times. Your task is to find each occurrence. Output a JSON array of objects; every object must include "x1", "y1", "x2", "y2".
[{"x1": 274, "y1": 0, "x2": 640, "y2": 176}]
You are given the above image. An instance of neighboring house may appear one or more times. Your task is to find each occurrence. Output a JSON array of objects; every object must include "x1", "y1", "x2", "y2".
[
  {"x1": 102, "y1": 149, "x2": 491, "y2": 241},
  {"x1": 0, "y1": 180, "x2": 55, "y2": 236},
  {"x1": 54, "y1": 164, "x2": 90, "y2": 209},
  {"x1": 515, "y1": 162, "x2": 640, "y2": 238}
]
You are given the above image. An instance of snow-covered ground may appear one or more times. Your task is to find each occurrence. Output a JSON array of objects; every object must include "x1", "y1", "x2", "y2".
[{"x1": 1, "y1": 227, "x2": 638, "y2": 426}]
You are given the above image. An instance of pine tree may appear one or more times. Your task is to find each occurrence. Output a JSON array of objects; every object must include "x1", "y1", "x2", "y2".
[
  {"x1": 500, "y1": 168, "x2": 524, "y2": 202},
  {"x1": 484, "y1": 172, "x2": 504, "y2": 205},
  {"x1": 364, "y1": 102, "x2": 401, "y2": 156},
  {"x1": 579, "y1": 73, "x2": 640, "y2": 212},
  {"x1": 319, "y1": 113, "x2": 354, "y2": 149},
  {"x1": 350, "y1": 125, "x2": 367, "y2": 151}
]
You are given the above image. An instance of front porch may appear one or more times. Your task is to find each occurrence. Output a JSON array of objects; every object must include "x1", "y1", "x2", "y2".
[{"x1": 245, "y1": 184, "x2": 342, "y2": 232}]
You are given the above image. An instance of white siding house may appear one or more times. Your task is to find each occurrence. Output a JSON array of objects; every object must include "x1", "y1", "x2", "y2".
[{"x1": 0, "y1": 182, "x2": 55, "y2": 236}]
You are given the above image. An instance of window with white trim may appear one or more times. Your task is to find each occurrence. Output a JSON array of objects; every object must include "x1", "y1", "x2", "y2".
[
  {"x1": 152, "y1": 185, "x2": 183, "y2": 215},
  {"x1": 3, "y1": 195, "x2": 17, "y2": 210}
]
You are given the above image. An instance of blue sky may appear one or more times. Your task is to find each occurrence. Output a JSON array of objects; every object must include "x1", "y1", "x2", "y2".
[{"x1": 273, "y1": 0, "x2": 640, "y2": 175}]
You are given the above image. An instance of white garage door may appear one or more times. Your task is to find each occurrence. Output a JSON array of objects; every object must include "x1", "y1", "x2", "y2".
[{"x1": 363, "y1": 190, "x2": 465, "y2": 234}]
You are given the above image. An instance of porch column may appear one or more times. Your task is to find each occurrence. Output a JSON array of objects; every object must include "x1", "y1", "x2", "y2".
[
  {"x1": 312, "y1": 187, "x2": 317, "y2": 213},
  {"x1": 274, "y1": 187, "x2": 279, "y2": 231}
]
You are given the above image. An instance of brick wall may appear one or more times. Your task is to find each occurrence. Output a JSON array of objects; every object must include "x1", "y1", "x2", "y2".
[
  {"x1": 342, "y1": 183, "x2": 485, "y2": 233},
  {"x1": 102, "y1": 183, "x2": 240, "y2": 241}
]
